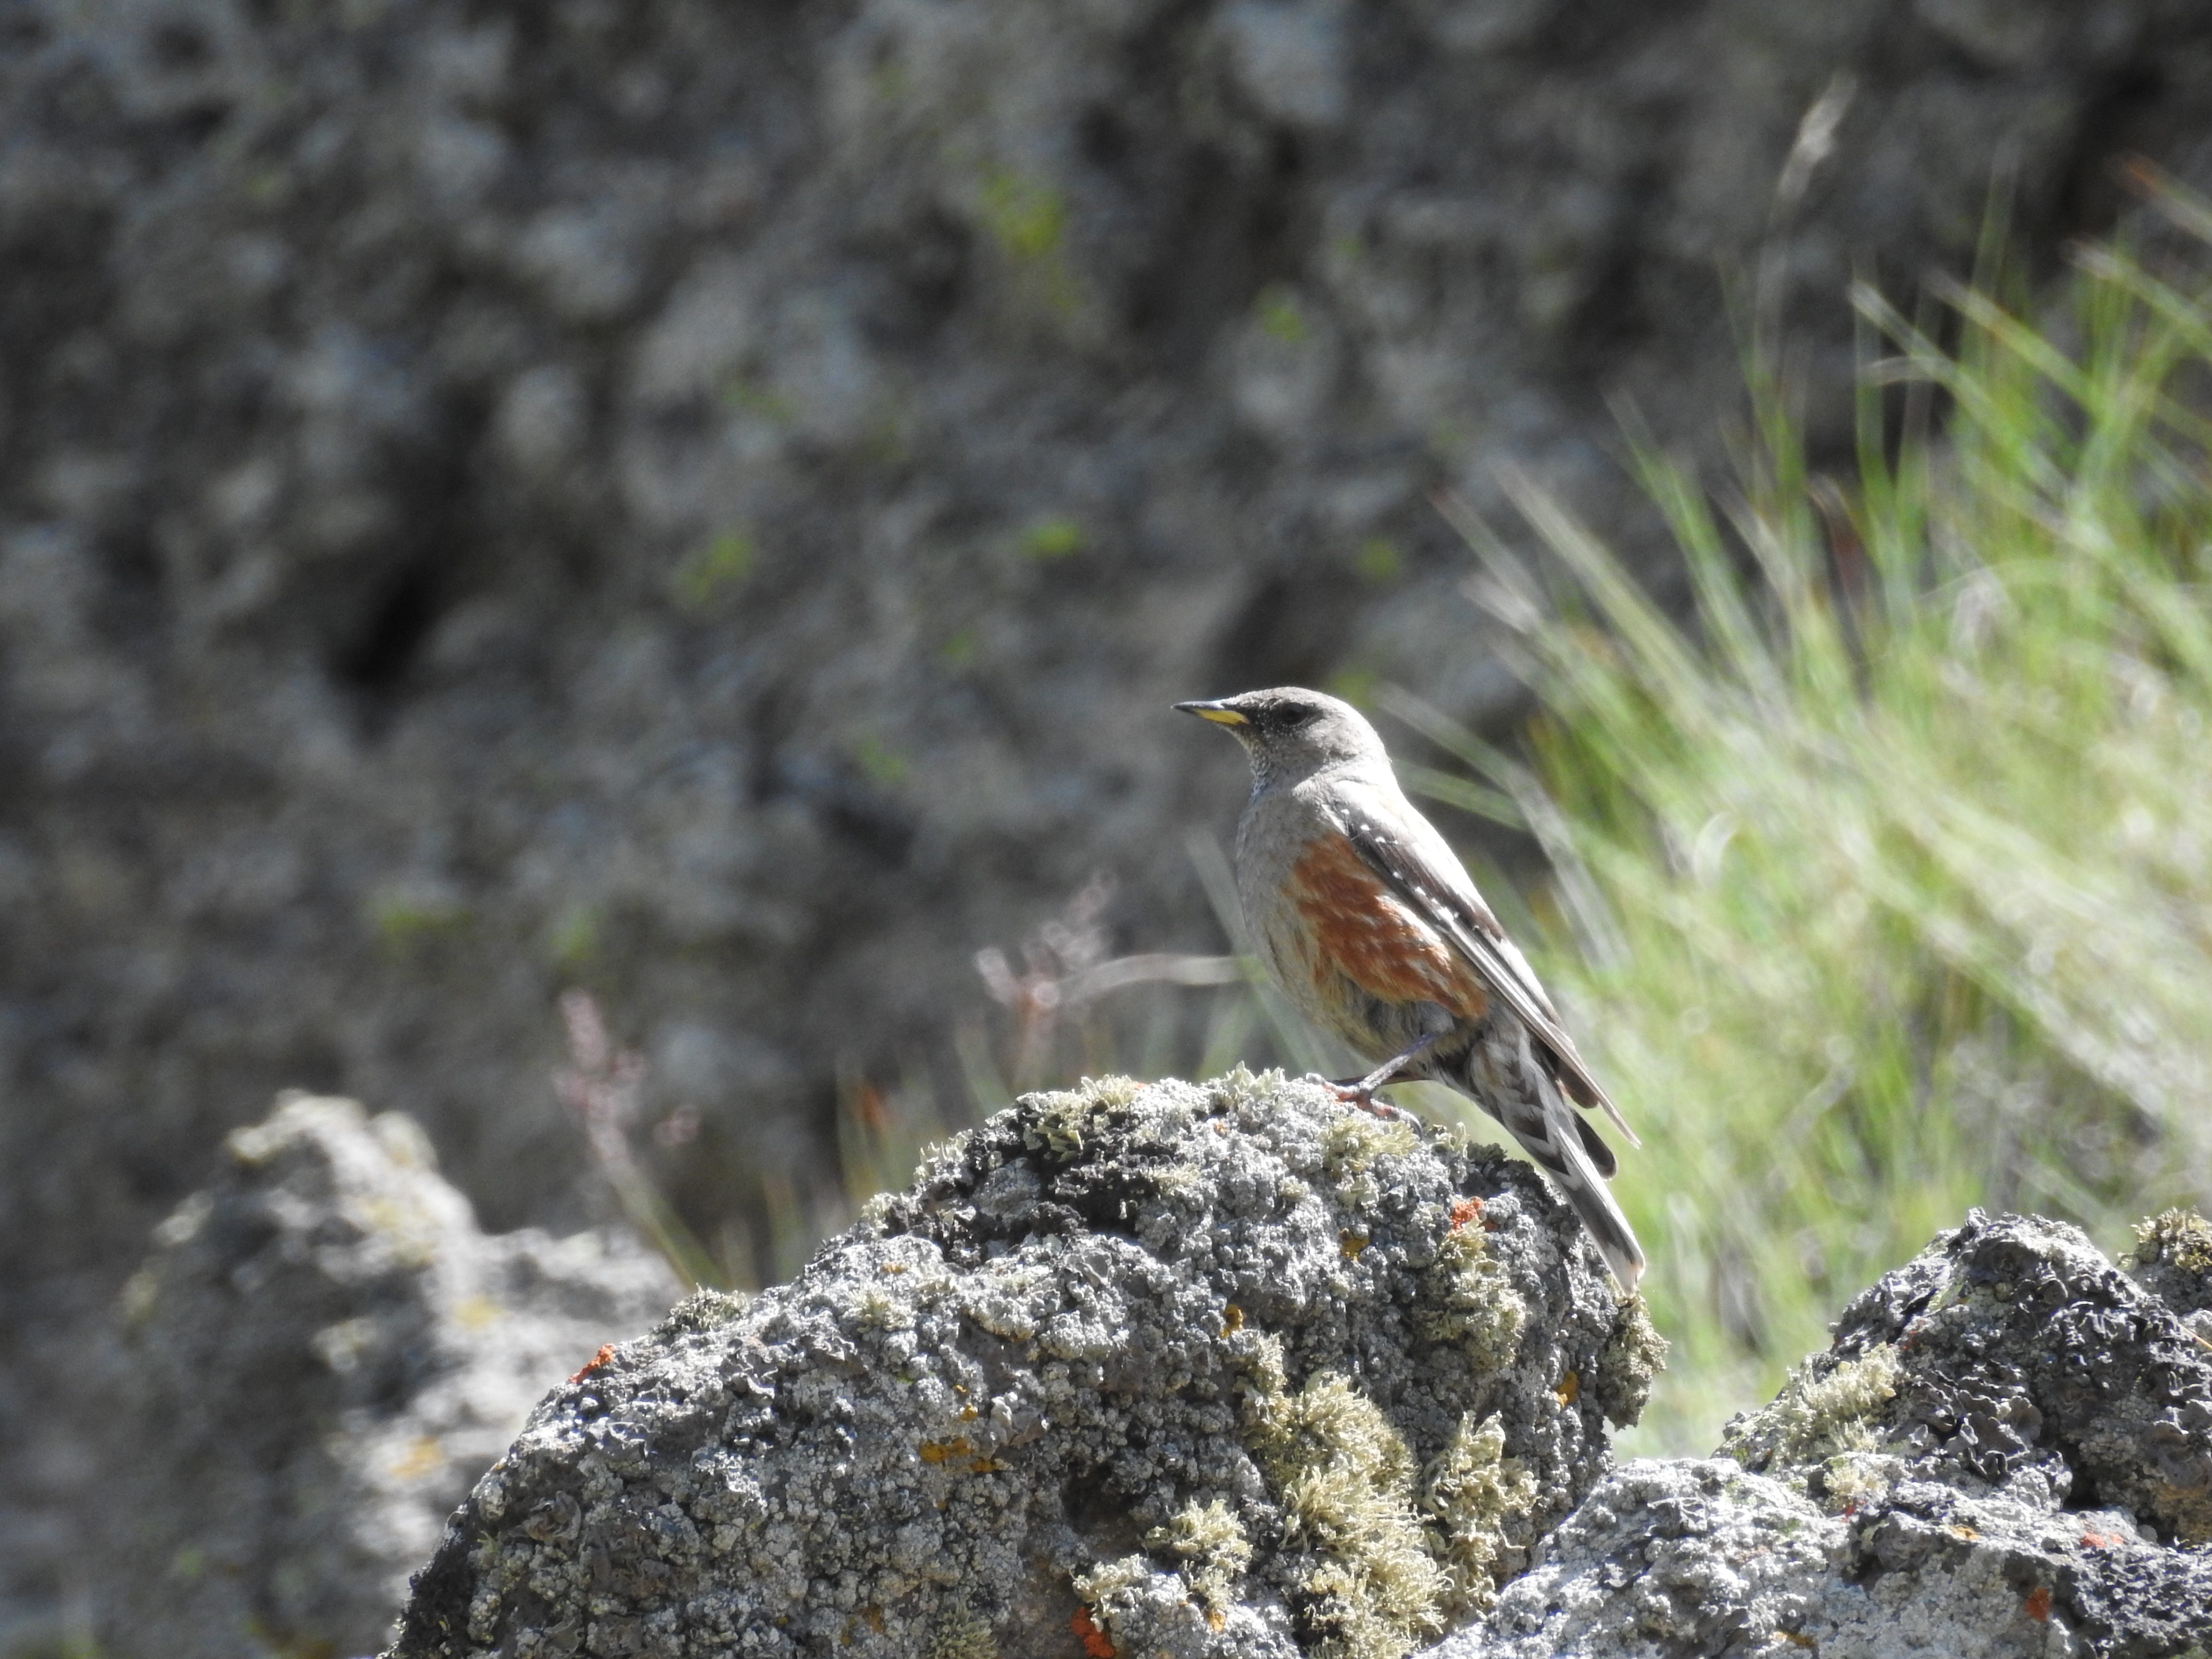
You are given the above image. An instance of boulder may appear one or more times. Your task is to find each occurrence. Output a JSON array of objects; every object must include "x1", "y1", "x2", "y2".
[
  {"x1": 99, "y1": 1094, "x2": 681, "y2": 1659},
  {"x1": 1426, "y1": 1211, "x2": 2212, "y2": 1659},
  {"x1": 385, "y1": 1071, "x2": 1659, "y2": 1659}
]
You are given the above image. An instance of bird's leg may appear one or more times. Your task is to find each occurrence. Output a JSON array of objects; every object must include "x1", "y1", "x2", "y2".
[{"x1": 1329, "y1": 1033, "x2": 1439, "y2": 1121}]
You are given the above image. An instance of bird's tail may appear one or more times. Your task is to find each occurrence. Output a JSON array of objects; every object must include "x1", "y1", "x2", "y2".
[
  {"x1": 1546, "y1": 1133, "x2": 1645, "y2": 1296},
  {"x1": 1466, "y1": 1046, "x2": 1645, "y2": 1295}
]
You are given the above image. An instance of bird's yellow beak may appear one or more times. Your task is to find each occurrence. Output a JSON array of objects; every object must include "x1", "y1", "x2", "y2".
[{"x1": 1175, "y1": 700, "x2": 1249, "y2": 726}]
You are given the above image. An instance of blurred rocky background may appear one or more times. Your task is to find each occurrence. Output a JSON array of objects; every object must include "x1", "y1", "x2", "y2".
[{"x1": 8, "y1": 0, "x2": 2212, "y2": 1647}]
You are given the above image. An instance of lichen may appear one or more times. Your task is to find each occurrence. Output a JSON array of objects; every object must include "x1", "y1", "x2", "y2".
[
  {"x1": 1241, "y1": 1335, "x2": 1445, "y2": 1659},
  {"x1": 1320, "y1": 1113, "x2": 1420, "y2": 1183},
  {"x1": 925, "y1": 1598, "x2": 998, "y2": 1659},
  {"x1": 1147, "y1": 1498, "x2": 1252, "y2": 1612},
  {"x1": 1588, "y1": 1291, "x2": 1668, "y2": 1428},
  {"x1": 2128, "y1": 1207, "x2": 2212, "y2": 1322},
  {"x1": 1412, "y1": 1223, "x2": 1526, "y2": 1372},
  {"x1": 1071, "y1": 1552, "x2": 1156, "y2": 1646},
  {"x1": 652, "y1": 1287, "x2": 749, "y2": 1338},
  {"x1": 1022, "y1": 1088, "x2": 1099, "y2": 1161},
  {"x1": 1420, "y1": 1412, "x2": 1537, "y2": 1617},
  {"x1": 1720, "y1": 1343, "x2": 1904, "y2": 1479},
  {"x1": 2131, "y1": 1208, "x2": 2212, "y2": 1274}
]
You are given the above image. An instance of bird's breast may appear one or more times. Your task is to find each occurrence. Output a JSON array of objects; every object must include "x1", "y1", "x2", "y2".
[{"x1": 1285, "y1": 831, "x2": 1490, "y2": 1022}]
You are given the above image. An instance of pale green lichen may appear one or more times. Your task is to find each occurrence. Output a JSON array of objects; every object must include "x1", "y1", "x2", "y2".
[
  {"x1": 1412, "y1": 1225, "x2": 1526, "y2": 1372},
  {"x1": 1147, "y1": 1498, "x2": 1252, "y2": 1612},
  {"x1": 1817, "y1": 1449, "x2": 1911, "y2": 1513},
  {"x1": 1072, "y1": 1551, "x2": 1156, "y2": 1643},
  {"x1": 1320, "y1": 1113, "x2": 1420, "y2": 1180},
  {"x1": 1240, "y1": 1334, "x2": 1444, "y2": 1659},
  {"x1": 1320, "y1": 1113, "x2": 1420, "y2": 1211},
  {"x1": 1420, "y1": 1411, "x2": 1537, "y2": 1617},
  {"x1": 857, "y1": 1190, "x2": 902, "y2": 1230},
  {"x1": 1588, "y1": 1292, "x2": 1668, "y2": 1428},
  {"x1": 652, "y1": 1287, "x2": 749, "y2": 1338},
  {"x1": 925, "y1": 1598, "x2": 997, "y2": 1659},
  {"x1": 1022, "y1": 1089, "x2": 1098, "y2": 1161},
  {"x1": 1719, "y1": 1343, "x2": 1903, "y2": 1478},
  {"x1": 2130, "y1": 1207, "x2": 2212, "y2": 1274}
]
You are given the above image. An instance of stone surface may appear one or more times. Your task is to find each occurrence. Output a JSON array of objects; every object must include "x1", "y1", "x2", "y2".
[
  {"x1": 97, "y1": 1094, "x2": 681, "y2": 1659},
  {"x1": 386, "y1": 1072, "x2": 1656, "y2": 1659},
  {"x1": 13, "y1": 0, "x2": 2212, "y2": 1632},
  {"x1": 1421, "y1": 1211, "x2": 2212, "y2": 1659}
]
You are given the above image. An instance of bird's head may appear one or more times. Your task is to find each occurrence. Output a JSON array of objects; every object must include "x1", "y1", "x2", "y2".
[{"x1": 1175, "y1": 686, "x2": 1386, "y2": 787}]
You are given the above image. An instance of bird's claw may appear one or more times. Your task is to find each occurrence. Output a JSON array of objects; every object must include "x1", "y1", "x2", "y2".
[{"x1": 1322, "y1": 1075, "x2": 1421, "y2": 1125}]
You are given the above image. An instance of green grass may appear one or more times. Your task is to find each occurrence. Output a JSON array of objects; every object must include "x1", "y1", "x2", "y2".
[{"x1": 1396, "y1": 204, "x2": 2212, "y2": 1451}]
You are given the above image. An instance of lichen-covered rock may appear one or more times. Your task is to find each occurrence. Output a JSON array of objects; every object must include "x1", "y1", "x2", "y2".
[
  {"x1": 2128, "y1": 1209, "x2": 2212, "y2": 1333},
  {"x1": 1423, "y1": 1211, "x2": 2212, "y2": 1659},
  {"x1": 98, "y1": 1094, "x2": 681, "y2": 1659},
  {"x1": 1431, "y1": 1459, "x2": 2202, "y2": 1659},
  {"x1": 387, "y1": 1072, "x2": 1654, "y2": 1659}
]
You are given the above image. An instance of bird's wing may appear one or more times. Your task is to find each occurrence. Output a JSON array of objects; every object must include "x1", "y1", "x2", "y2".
[{"x1": 1330, "y1": 777, "x2": 1638, "y2": 1147}]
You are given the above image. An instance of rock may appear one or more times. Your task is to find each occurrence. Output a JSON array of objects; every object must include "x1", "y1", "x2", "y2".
[
  {"x1": 1422, "y1": 1211, "x2": 2212, "y2": 1659},
  {"x1": 385, "y1": 1072, "x2": 1658, "y2": 1659},
  {"x1": 97, "y1": 1094, "x2": 682, "y2": 1659}
]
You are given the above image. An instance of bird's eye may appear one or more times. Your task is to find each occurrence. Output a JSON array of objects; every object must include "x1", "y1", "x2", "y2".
[{"x1": 1278, "y1": 704, "x2": 1320, "y2": 728}]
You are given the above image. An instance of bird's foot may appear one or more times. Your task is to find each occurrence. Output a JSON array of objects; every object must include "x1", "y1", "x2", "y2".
[{"x1": 1324, "y1": 1076, "x2": 1422, "y2": 1125}]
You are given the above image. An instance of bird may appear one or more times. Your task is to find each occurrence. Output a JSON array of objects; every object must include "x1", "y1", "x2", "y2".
[{"x1": 1177, "y1": 685, "x2": 1645, "y2": 1293}]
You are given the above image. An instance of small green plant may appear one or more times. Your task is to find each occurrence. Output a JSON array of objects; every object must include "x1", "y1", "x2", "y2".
[
  {"x1": 1019, "y1": 515, "x2": 1084, "y2": 561},
  {"x1": 978, "y1": 167, "x2": 1066, "y2": 262},
  {"x1": 851, "y1": 733, "x2": 910, "y2": 787},
  {"x1": 366, "y1": 889, "x2": 469, "y2": 958},
  {"x1": 977, "y1": 166, "x2": 1082, "y2": 320},
  {"x1": 1352, "y1": 537, "x2": 1403, "y2": 584},
  {"x1": 671, "y1": 529, "x2": 755, "y2": 610},
  {"x1": 1255, "y1": 283, "x2": 1310, "y2": 346}
]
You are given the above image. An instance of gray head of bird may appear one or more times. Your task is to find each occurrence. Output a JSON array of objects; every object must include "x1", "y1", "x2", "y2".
[{"x1": 1175, "y1": 686, "x2": 1388, "y2": 788}]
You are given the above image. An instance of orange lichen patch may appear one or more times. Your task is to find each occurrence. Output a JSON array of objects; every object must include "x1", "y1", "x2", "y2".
[
  {"x1": 960, "y1": 1406, "x2": 980, "y2": 1421},
  {"x1": 1340, "y1": 1231, "x2": 1369, "y2": 1260},
  {"x1": 1555, "y1": 1370, "x2": 1580, "y2": 1406},
  {"x1": 1072, "y1": 1605, "x2": 1116, "y2": 1658},
  {"x1": 1289, "y1": 835, "x2": 1488, "y2": 1019},
  {"x1": 969, "y1": 1457, "x2": 1004, "y2": 1474},
  {"x1": 1776, "y1": 1633, "x2": 1815, "y2": 1649},
  {"x1": 568, "y1": 1343, "x2": 615, "y2": 1384},
  {"x1": 1220, "y1": 1304, "x2": 1244, "y2": 1335},
  {"x1": 2024, "y1": 1585, "x2": 2053, "y2": 1621},
  {"x1": 1449, "y1": 1197, "x2": 1484, "y2": 1230},
  {"x1": 1948, "y1": 1525, "x2": 1979, "y2": 1541},
  {"x1": 919, "y1": 1438, "x2": 973, "y2": 1464},
  {"x1": 2080, "y1": 1530, "x2": 2121, "y2": 1549}
]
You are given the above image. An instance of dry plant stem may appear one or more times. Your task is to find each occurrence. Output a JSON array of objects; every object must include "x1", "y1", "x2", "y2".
[{"x1": 555, "y1": 989, "x2": 720, "y2": 1289}]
